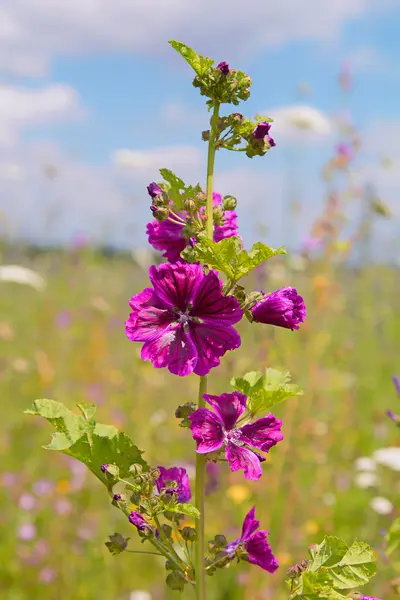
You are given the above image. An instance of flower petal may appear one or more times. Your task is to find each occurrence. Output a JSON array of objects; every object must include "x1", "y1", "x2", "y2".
[
  {"x1": 240, "y1": 506, "x2": 260, "y2": 541},
  {"x1": 146, "y1": 218, "x2": 186, "y2": 263},
  {"x1": 190, "y1": 324, "x2": 241, "y2": 376},
  {"x1": 141, "y1": 325, "x2": 198, "y2": 377},
  {"x1": 226, "y1": 443, "x2": 262, "y2": 481},
  {"x1": 189, "y1": 408, "x2": 224, "y2": 453},
  {"x1": 246, "y1": 530, "x2": 279, "y2": 573},
  {"x1": 156, "y1": 466, "x2": 191, "y2": 503},
  {"x1": 192, "y1": 270, "x2": 243, "y2": 326},
  {"x1": 203, "y1": 392, "x2": 247, "y2": 431},
  {"x1": 149, "y1": 263, "x2": 202, "y2": 311},
  {"x1": 239, "y1": 414, "x2": 283, "y2": 452}
]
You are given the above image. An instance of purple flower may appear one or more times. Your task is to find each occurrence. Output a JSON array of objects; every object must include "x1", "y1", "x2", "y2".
[
  {"x1": 146, "y1": 218, "x2": 187, "y2": 263},
  {"x1": 129, "y1": 512, "x2": 159, "y2": 537},
  {"x1": 147, "y1": 182, "x2": 163, "y2": 198},
  {"x1": 189, "y1": 392, "x2": 283, "y2": 480},
  {"x1": 361, "y1": 596, "x2": 382, "y2": 600},
  {"x1": 146, "y1": 192, "x2": 239, "y2": 263},
  {"x1": 217, "y1": 61, "x2": 230, "y2": 75},
  {"x1": 393, "y1": 375, "x2": 400, "y2": 397},
  {"x1": 125, "y1": 263, "x2": 243, "y2": 377},
  {"x1": 212, "y1": 192, "x2": 239, "y2": 243},
  {"x1": 226, "y1": 506, "x2": 279, "y2": 572},
  {"x1": 113, "y1": 493, "x2": 122, "y2": 501},
  {"x1": 18, "y1": 522, "x2": 37, "y2": 541},
  {"x1": 253, "y1": 122, "x2": 276, "y2": 147},
  {"x1": 32, "y1": 479, "x2": 54, "y2": 496},
  {"x1": 251, "y1": 287, "x2": 306, "y2": 331},
  {"x1": 100, "y1": 464, "x2": 108, "y2": 473},
  {"x1": 156, "y1": 466, "x2": 191, "y2": 503}
]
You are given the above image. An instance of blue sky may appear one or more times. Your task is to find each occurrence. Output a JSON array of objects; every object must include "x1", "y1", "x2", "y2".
[{"x1": 0, "y1": 0, "x2": 399, "y2": 257}]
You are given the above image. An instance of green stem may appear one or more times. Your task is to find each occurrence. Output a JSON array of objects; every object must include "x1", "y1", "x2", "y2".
[
  {"x1": 195, "y1": 100, "x2": 220, "y2": 600},
  {"x1": 125, "y1": 549, "x2": 163, "y2": 556},
  {"x1": 206, "y1": 102, "x2": 220, "y2": 240},
  {"x1": 195, "y1": 375, "x2": 208, "y2": 600}
]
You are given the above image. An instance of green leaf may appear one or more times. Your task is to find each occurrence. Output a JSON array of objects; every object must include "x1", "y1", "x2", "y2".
[
  {"x1": 25, "y1": 399, "x2": 148, "y2": 485},
  {"x1": 163, "y1": 502, "x2": 200, "y2": 520},
  {"x1": 328, "y1": 540, "x2": 377, "y2": 589},
  {"x1": 169, "y1": 41, "x2": 214, "y2": 76},
  {"x1": 231, "y1": 368, "x2": 303, "y2": 415},
  {"x1": 105, "y1": 533, "x2": 129, "y2": 555},
  {"x1": 158, "y1": 168, "x2": 201, "y2": 211},
  {"x1": 308, "y1": 537, "x2": 350, "y2": 571},
  {"x1": 291, "y1": 572, "x2": 347, "y2": 600},
  {"x1": 181, "y1": 236, "x2": 285, "y2": 282},
  {"x1": 386, "y1": 518, "x2": 400, "y2": 555}
]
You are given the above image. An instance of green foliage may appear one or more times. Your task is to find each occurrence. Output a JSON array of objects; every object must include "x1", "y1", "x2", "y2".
[
  {"x1": 166, "y1": 570, "x2": 187, "y2": 591},
  {"x1": 181, "y1": 235, "x2": 285, "y2": 283},
  {"x1": 231, "y1": 368, "x2": 303, "y2": 416},
  {"x1": 289, "y1": 536, "x2": 377, "y2": 599},
  {"x1": 25, "y1": 399, "x2": 148, "y2": 486},
  {"x1": 169, "y1": 41, "x2": 214, "y2": 77},
  {"x1": 105, "y1": 533, "x2": 129, "y2": 555},
  {"x1": 158, "y1": 168, "x2": 202, "y2": 211},
  {"x1": 162, "y1": 502, "x2": 200, "y2": 520},
  {"x1": 386, "y1": 518, "x2": 400, "y2": 555}
]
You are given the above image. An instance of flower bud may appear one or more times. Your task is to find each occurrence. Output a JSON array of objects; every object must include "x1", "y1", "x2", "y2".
[
  {"x1": 213, "y1": 534, "x2": 227, "y2": 548},
  {"x1": 222, "y1": 195, "x2": 237, "y2": 211},
  {"x1": 147, "y1": 182, "x2": 163, "y2": 198},
  {"x1": 183, "y1": 198, "x2": 197, "y2": 213},
  {"x1": 202, "y1": 130, "x2": 210, "y2": 141},
  {"x1": 129, "y1": 464, "x2": 143, "y2": 477},
  {"x1": 161, "y1": 524, "x2": 173, "y2": 538},
  {"x1": 181, "y1": 526, "x2": 197, "y2": 542},
  {"x1": 153, "y1": 207, "x2": 169, "y2": 222},
  {"x1": 217, "y1": 61, "x2": 230, "y2": 75},
  {"x1": 194, "y1": 191, "x2": 207, "y2": 207},
  {"x1": 101, "y1": 464, "x2": 119, "y2": 481},
  {"x1": 212, "y1": 204, "x2": 224, "y2": 225},
  {"x1": 165, "y1": 559, "x2": 175, "y2": 571}
]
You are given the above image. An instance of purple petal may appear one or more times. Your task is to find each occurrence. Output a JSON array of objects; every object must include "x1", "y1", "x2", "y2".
[
  {"x1": 149, "y1": 263, "x2": 202, "y2": 311},
  {"x1": 203, "y1": 392, "x2": 247, "y2": 430},
  {"x1": 239, "y1": 414, "x2": 283, "y2": 452},
  {"x1": 146, "y1": 218, "x2": 187, "y2": 263},
  {"x1": 191, "y1": 270, "x2": 243, "y2": 326},
  {"x1": 125, "y1": 294, "x2": 173, "y2": 343},
  {"x1": 190, "y1": 324, "x2": 241, "y2": 376},
  {"x1": 393, "y1": 375, "x2": 400, "y2": 397},
  {"x1": 141, "y1": 325, "x2": 198, "y2": 376},
  {"x1": 251, "y1": 287, "x2": 306, "y2": 331},
  {"x1": 189, "y1": 408, "x2": 224, "y2": 453},
  {"x1": 246, "y1": 530, "x2": 279, "y2": 573},
  {"x1": 214, "y1": 210, "x2": 239, "y2": 243},
  {"x1": 156, "y1": 466, "x2": 191, "y2": 503},
  {"x1": 240, "y1": 506, "x2": 260, "y2": 541},
  {"x1": 226, "y1": 443, "x2": 262, "y2": 481}
]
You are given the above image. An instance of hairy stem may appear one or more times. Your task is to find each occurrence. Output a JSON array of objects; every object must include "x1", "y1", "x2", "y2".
[
  {"x1": 206, "y1": 102, "x2": 220, "y2": 240},
  {"x1": 195, "y1": 375, "x2": 208, "y2": 600}
]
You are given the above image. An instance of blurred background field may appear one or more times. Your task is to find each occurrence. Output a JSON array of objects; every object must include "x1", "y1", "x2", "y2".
[
  {"x1": 1, "y1": 3, "x2": 400, "y2": 599},
  {"x1": 1, "y1": 230, "x2": 399, "y2": 600}
]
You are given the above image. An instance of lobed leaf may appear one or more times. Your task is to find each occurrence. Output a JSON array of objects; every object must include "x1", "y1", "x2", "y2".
[
  {"x1": 169, "y1": 41, "x2": 214, "y2": 77},
  {"x1": 231, "y1": 368, "x2": 303, "y2": 415},
  {"x1": 25, "y1": 399, "x2": 148, "y2": 486},
  {"x1": 158, "y1": 168, "x2": 201, "y2": 211},
  {"x1": 182, "y1": 236, "x2": 285, "y2": 282}
]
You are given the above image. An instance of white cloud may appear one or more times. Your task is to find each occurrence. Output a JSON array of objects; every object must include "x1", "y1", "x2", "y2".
[
  {"x1": 112, "y1": 145, "x2": 204, "y2": 177},
  {"x1": 0, "y1": 84, "x2": 82, "y2": 145},
  {"x1": 347, "y1": 46, "x2": 393, "y2": 74},
  {"x1": 0, "y1": 0, "x2": 390, "y2": 76},
  {"x1": 267, "y1": 105, "x2": 333, "y2": 140}
]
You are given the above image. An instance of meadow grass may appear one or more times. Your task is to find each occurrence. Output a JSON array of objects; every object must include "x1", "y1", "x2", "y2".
[{"x1": 1, "y1": 247, "x2": 399, "y2": 599}]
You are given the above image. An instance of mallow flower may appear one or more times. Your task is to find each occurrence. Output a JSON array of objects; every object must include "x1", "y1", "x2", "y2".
[
  {"x1": 146, "y1": 191, "x2": 239, "y2": 263},
  {"x1": 251, "y1": 287, "x2": 306, "y2": 331},
  {"x1": 125, "y1": 262, "x2": 243, "y2": 377},
  {"x1": 156, "y1": 466, "x2": 191, "y2": 503},
  {"x1": 129, "y1": 512, "x2": 159, "y2": 537},
  {"x1": 226, "y1": 506, "x2": 279, "y2": 572},
  {"x1": 189, "y1": 392, "x2": 283, "y2": 480},
  {"x1": 253, "y1": 122, "x2": 276, "y2": 147}
]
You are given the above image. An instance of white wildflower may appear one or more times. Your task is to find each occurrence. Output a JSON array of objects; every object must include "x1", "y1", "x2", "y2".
[
  {"x1": 370, "y1": 496, "x2": 393, "y2": 515},
  {"x1": 373, "y1": 447, "x2": 400, "y2": 472},
  {"x1": 354, "y1": 457, "x2": 376, "y2": 472}
]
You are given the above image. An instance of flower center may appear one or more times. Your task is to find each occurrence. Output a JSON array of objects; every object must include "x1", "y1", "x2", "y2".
[
  {"x1": 224, "y1": 428, "x2": 243, "y2": 445},
  {"x1": 177, "y1": 310, "x2": 193, "y2": 324}
]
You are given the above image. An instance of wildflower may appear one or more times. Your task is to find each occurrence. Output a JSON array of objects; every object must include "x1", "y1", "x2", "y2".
[
  {"x1": 251, "y1": 287, "x2": 306, "y2": 331},
  {"x1": 370, "y1": 496, "x2": 393, "y2": 515},
  {"x1": 253, "y1": 122, "x2": 276, "y2": 147},
  {"x1": 226, "y1": 506, "x2": 279, "y2": 572},
  {"x1": 129, "y1": 512, "x2": 159, "y2": 537},
  {"x1": 156, "y1": 466, "x2": 191, "y2": 503},
  {"x1": 354, "y1": 457, "x2": 376, "y2": 472},
  {"x1": 146, "y1": 192, "x2": 239, "y2": 263},
  {"x1": 217, "y1": 61, "x2": 230, "y2": 75},
  {"x1": 39, "y1": 567, "x2": 56, "y2": 584},
  {"x1": 18, "y1": 522, "x2": 37, "y2": 541},
  {"x1": 373, "y1": 447, "x2": 400, "y2": 472},
  {"x1": 354, "y1": 472, "x2": 378, "y2": 489},
  {"x1": 147, "y1": 182, "x2": 163, "y2": 198},
  {"x1": 394, "y1": 375, "x2": 400, "y2": 396},
  {"x1": 19, "y1": 493, "x2": 37, "y2": 511},
  {"x1": 125, "y1": 263, "x2": 243, "y2": 377},
  {"x1": 146, "y1": 218, "x2": 187, "y2": 264},
  {"x1": 189, "y1": 392, "x2": 283, "y2": 480}
]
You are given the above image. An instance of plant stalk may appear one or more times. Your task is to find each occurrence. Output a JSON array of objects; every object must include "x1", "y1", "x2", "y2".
[{"x1": 195, "y1": 100, "x2": 220, "y2": 600}]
